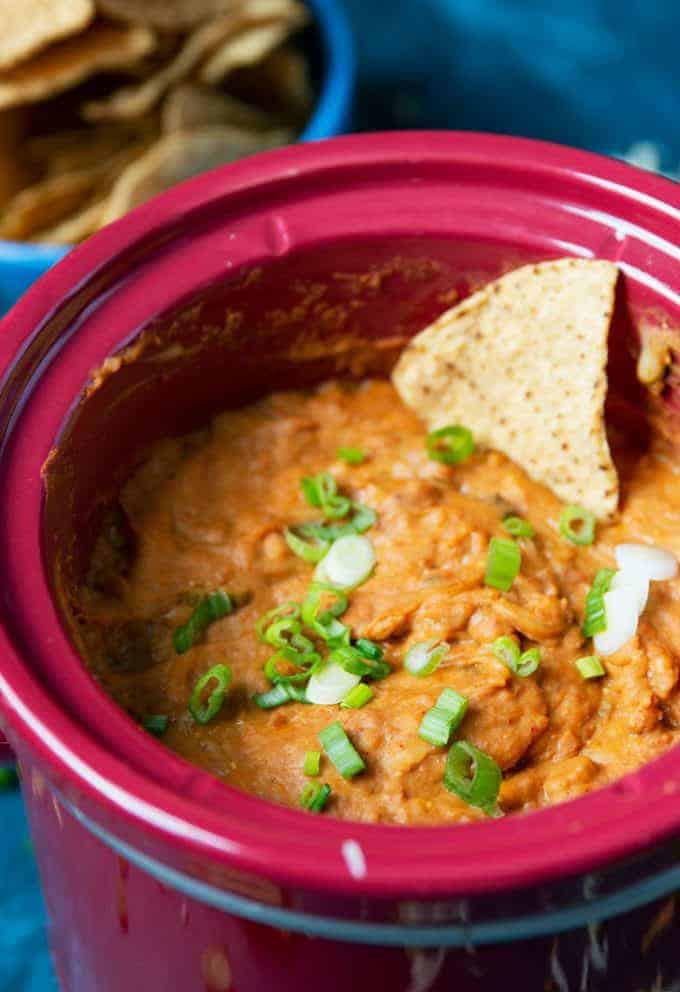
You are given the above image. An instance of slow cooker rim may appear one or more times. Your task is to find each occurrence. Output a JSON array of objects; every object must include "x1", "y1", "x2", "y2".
[{"x1": 1, "y1": 131, "x2": 680, "y2": 901}]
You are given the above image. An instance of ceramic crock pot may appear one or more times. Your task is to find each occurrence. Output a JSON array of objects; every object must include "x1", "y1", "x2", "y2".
[{"x1": 0, "y1": 133, "x2": 679, "y2": 992}]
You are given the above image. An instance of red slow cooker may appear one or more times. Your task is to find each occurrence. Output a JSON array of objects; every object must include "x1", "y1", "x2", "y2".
[{"x1": 0, "y1": 133, "x2": 679, "y2": 991}]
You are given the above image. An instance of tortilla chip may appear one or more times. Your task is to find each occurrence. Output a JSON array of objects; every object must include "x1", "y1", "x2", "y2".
[
  {"x1": 34, "y1": 197, "x2": 106, "y2": 244},
  {"x1": 102, "y1": 125, "x2": 291, "y2": 224},
  {"x1": 0, "y1": 22, "x2": 156, "y2": 111},
  {"x1": 25, "y1": 119, "x2": 159, "y2": 175},
  {"x1": 82, "y1": 16, "x2": 246, "y2": 122},
  {"x1": 0, "y1": 143, "x2": 147, "y2": 239},
  {"x1": 392, "y1": 259, "x2": 620, "y2": 519},
  {"x1": 95, "y1": 0, "x2": 235, "y2": 31},
  {"x1": 228, "y1": 45, "x2": 312, "y2": 122},
  {"x1": 199, "y1": 5, "x2": 308, "y2": 85},
  {"x1": 0, "y1": 0, "x2": 95, "y2": 71},
  {"x1": 161, "y1": 83, "x2": 277, "y2": 132},
  {"x1": 0, "y1": 171, "x2": 100, "y2": 240}
]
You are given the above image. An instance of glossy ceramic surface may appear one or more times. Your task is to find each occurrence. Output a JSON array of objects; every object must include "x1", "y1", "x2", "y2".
[{"x1": 0, "y1": 133, "x2": 679, "y2": 990}]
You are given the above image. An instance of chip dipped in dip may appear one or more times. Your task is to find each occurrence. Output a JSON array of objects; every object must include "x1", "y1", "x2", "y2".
[{"x1": 73, "y1": 259, "x2": 680, "y2": 824}]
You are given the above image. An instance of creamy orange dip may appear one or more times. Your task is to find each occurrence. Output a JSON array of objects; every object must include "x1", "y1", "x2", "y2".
[{"x1": 76, "y1": 380, "x2": 680, "y2": 823}]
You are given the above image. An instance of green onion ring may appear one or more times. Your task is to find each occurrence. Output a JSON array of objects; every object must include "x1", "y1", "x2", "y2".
[
  {"x1": 188, "y1": 664, "x2": 232, "y2": 725},
  {"x1": 582, "y1": 568, "x2": 615, "y2": 638},
  {"x1": 252, "y1": 683, "x2": 308, "y2": 708},
  {"x1": 560, "y1": 505, "x2": 596, "y2": 546},
  {"x1": 142, "y1": 714, "x2": 169, "y2": 736},
  {"x1": 484, "y1": 538, "x2": 521, "y2": 592},
  {"x1": 337, "y1": 447, "x2": 366, "y2": 465},
  {"x1": 264, "y1": 650, "x2": 321, "y2": 685},
  {"x1": 173, "y1": 590, "x2": 233, "y2": 654},
  {"x1": 426, "y1": 425, "x2": 475, "y2": 464},
  {"x1": 318, "y1": 721, "x2": 366, "y2": 779},
  {"x1": 418, "y1": 688, "x2": 468, "y2": 747},
  {"x1": 502, "y1": 515, "x2": 535, "y2": 538},
  {"x1": 300, "y1": 782, "x2": 332, "y2": 812},
  {"x1": 255, "y1": 602, "x2": 300, "y2": 642},
  {"x1": 575, "y1": 655, "x2": 606, "y2": 679},
  {"x1": 284, "y1": 526, "x2": 330, "y2": 563},
  {"x1": 443, "y1": 740, "x2": 502, "y2": 815}
]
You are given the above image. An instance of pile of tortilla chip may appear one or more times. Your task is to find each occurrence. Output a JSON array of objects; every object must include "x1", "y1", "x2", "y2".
[{"x1": 0, "y1": 0, "x2": 312, "y2": 243}]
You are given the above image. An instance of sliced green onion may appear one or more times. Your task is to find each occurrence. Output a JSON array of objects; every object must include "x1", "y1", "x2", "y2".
[
  {"x1": 318, "y1": 721, "x2": 366, "y2": 779},
  {"x1": 443, "y1": 740, "x2": 502, "y2": 815},
  {"x1": 331, "y1": 644, "x2": 390, "y2": 680},
  {"x1": 284, "y1": 526, "x2": 330, "y2": 563},
  {"x1": 315, "y1": 534, "x2": 375, "y2": 589},
  {"x1": 341, "y1": 683, "x2": 374, "y2": 709},
  {"x1": 0, "y1": 767, "x2": 19, "y2": 790},
  {"x1": 173, "y1": 590, "x2": 232, "y2": 654},
  {"x1": 418, "y1": 688, "x2": 468, "y2": 746},
  {"x1": 503, "y1": 515, "x2": 535, "y2": 538},
  {"x1": 575, "y1": 655, "x2": 606, "y2": 680},
  {"x1": 142, "y1": 714, "x2": 169, "y2": 736},
  {"x1": 404, "y1": 639, "x2": 449, "y2": 677},
  {"x1": 337, "y1": 446, "x2": 366, "y2": 465},
  {"x1": 300, "y1": 472, "x2": 352, "y2": 519},
  {"x1": 188, "y1": 664, "x2": 232, "y2": 724},
  {"x1": 260, "y1": 616, "x2": 314, "y2": 655},
  {"x1": 264, "y1": 649, "x2": 321, "y2": 685},
  {"x1": 300, "y1": 782, "x2": 331, "y2": 813},
  {"x1": 262, "y1": 617, "x2": 298, "y2": 646},
  {"x1": 252, "y1": 683, "x2": 308, "y2": 708},
  {"x1": 355, "y1": 638, "x2": 383, "y2": 661},
  {"x1": 321, "y1": 620, "x2": 352, "y2": 646},
  {"x1": 484, "y1": 538, "x2": 521, "y2": 591},
  {"x1": 301, "y1": 583, "x2": 348, "y2": 639},
  {"x1": 491, "y1": 636, "x2": 520, "y2": 669},
  {"x1": 491, "y1": 637, "x2": 540, "y2": 677},
  {"x1": 349, "y1": 504, "x2": 376, "y2": 534},
  {"x1": 560, "y1": 505, "x2": 596, "y2": 546},
  {"x1": 306, "y1": 660, "x2": 360, "y2": 704},
  {"x1": 303, "y1": 750, "x2": 321, "y2": 776},
  {"x1": 330, "y1": 644, "x2": 375, "y2": 677},
  {"x1": 254, "y1": 683, "x2": 289, "y2": 708},
  {"x1": 299, "y1": 504, "x2": 376, "y2": 541},
  {"x1": 301, "y1": 473, "x2": 328, "y2": 508},
  {"x1": 516, "y1": 647, "x2": 541, "y2": 677},
  {"x1": 256, "y1": 602, "x2": 300, "y2": 642},
  {"x1": 426, "y1": 425, "x2": 475, "y2": 464},
  {"x1": 582, "y1": 568, "x2": 615, "y2": 638}
]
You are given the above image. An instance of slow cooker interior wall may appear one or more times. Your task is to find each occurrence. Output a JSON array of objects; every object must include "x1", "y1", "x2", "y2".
[{"x1": 43, "y1": 234, "x2": 647, "y2": 636}]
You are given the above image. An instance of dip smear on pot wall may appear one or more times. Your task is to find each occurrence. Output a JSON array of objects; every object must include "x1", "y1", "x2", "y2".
[{"x1": 69, "y1": 258, "x2": 680, "y2": 825}]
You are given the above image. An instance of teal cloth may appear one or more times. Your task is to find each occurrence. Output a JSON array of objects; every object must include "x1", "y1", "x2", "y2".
[
  {"x1": 2, "y1": 1, "x2": 679, "y2": 987},
  {"x1": 1, "y1": 782, "x2": 56, "y2": 991}
]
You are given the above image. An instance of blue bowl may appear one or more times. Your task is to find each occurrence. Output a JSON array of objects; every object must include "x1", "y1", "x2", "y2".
[{"x1": 0, "y1": 0, "x2": 355, "y2": 315}]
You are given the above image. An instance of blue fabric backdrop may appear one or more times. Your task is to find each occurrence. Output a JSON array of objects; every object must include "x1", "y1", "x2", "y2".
[
  {"x1": 345, "y1": 0, "x2": 680, "y2": 170},
  {"x1": 2, "y1": 1, "x2": 679, "y2": 987}
]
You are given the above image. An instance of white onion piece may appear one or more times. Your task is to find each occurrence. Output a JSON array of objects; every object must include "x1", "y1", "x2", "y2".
[
  {"x1": 306, "y1": 661, "x2": 360, "y2": 705},
  {"x1": 404, "y1": 639, "x2": 449, "y2": 676},
  {"x1": 609, "y1": 570, "x2": 649, "y2": 617},
  {"x1": 614, "y1": 543, "x2": 678, "y2": 582},
  {"x1": 314, "y1": 557, "x2": 331, "y2": 584},
  {"x1": 594, "y1": 587, "x2": 640, "y2": 656},
  {"x1": 314, "y1": 535, "x2": 376, "y2": 589}
]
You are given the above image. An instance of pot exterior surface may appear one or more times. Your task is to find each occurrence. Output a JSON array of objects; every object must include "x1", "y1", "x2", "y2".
[
  {"x1": 18, "y1": 737, "x2": 680, "y2": 991},
  {"x1": 0, "y1": 133, "x2": 679, "y2": 990}
]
